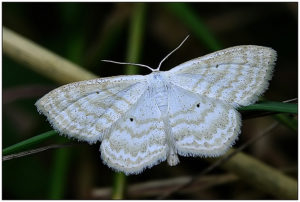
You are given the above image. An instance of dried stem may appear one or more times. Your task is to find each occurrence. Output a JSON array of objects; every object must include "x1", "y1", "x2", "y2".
[
  {"x1": 3, "y1": 27, "x2": 97, "y2": 84},
  {"x1": 92, "y1": 174, "x2": 238, "y2": 199}
]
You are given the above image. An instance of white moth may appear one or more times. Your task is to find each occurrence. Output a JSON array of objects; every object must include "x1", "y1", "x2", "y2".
[{"x1": 35, "y1": 36, "x2": 277, "y2": 175}]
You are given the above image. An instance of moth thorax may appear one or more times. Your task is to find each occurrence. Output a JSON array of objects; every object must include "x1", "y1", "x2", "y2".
[{"x1": 150, "y1": 72, "x2": 169, "y2": 114}]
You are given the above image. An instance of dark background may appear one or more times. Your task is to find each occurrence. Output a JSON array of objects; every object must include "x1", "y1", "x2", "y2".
[{"x1": 3, "y1": 2, "x2": 297, "y2": 199}]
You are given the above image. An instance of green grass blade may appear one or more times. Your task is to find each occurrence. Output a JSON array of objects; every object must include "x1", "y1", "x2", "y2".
[
  {"x1": 3, "y1": 130, "x2": 57, "y2": 156},
  {"x1": 125, "y1": 3, "x2": 146, "y2": 75},
  {"x1": 112, "y1": 172, "x2": 127, "y2": 199},
  {"x1": 112, "y1": 3, "x2": 146, "y2": 200},
  {"x1": 239, "y1": 101, "x2": 297, "y2": 114},
  {"x1": 48, "y1": 148, "x2": 72, "y2": 199},
  {"x1": 48, "y1": 5, "x2": 87, "y2": 199},
  {"x1": 166, "y1": 3, "x2": 222, "y2": 51}
]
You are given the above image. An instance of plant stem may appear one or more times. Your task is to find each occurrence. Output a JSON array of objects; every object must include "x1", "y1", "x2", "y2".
[
  {"x1": 111, "y1": 3, "x2": 146, "y2": 200},
  {"x1": 3, "y1": 27, "x2": 97, "y2": 84},
  {"x1": 221, "y1": 150, "x2": 297, "y2": 199},
  {"x1": 125, "y1": 3, "x2": 146, "y2": 75},
  {"x1": 112, "y1": 172, "x2": 127, "y2": 199}
]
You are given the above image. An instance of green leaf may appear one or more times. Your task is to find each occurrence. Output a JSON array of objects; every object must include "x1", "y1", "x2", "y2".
[
  {"x1": 3, "y1": 130, "x2": 57, "y2": 156},
  {"x1": 239, "y1": 101, "x2": 297, "y2": 114}
]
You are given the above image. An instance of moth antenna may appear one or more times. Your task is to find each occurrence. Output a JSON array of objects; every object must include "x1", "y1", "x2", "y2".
[
  {"x1": 102, "y1": 35, "x2": 189, "y2": 72},
  {"x1": 156, "y1": 35, "x2": 190, "y2": 71},
  {"x1": 101, "y1": 60, "x2": 156, "y2": 72}
]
